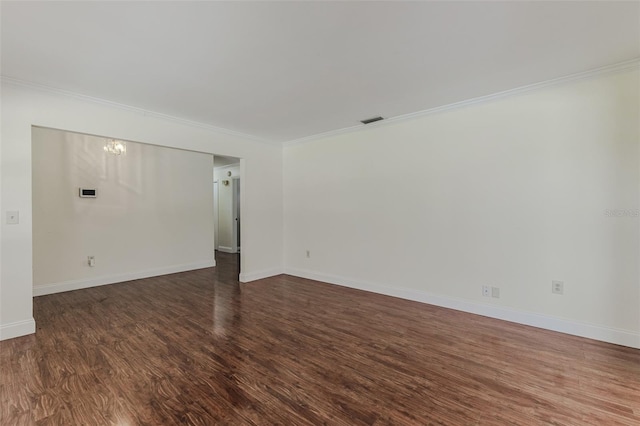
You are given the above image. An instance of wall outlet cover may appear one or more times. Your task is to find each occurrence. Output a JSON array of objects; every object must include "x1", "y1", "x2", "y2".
[
  {"x1": 552, "y1": 280, "x2": 564, "y2": 295},
  {"x1": 6, "y1": 211, "x2": 19, "y2": 225}
]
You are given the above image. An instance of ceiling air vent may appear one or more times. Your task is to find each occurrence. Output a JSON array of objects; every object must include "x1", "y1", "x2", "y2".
[{"x1": 360, "y1": 116, "x2": 384, "y2": 125}]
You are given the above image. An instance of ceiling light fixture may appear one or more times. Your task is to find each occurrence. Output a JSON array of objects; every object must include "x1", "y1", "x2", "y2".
[{"x1": 103, "y1": 139, "x2": 126, "y2": 155}]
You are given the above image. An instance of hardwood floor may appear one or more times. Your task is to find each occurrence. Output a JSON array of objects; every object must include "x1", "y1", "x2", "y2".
[{"x1": 1, "y1": 252, "x2": 639, "y2": 425}]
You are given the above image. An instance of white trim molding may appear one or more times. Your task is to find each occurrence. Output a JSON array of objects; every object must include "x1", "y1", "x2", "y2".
[
  {"x1": 283, "y1": 59, "x2": 640, "y2": 146},
  {"x1": 33, "y1": 261, "x2": 215, "y2": 297},
  {"x1": 0, "y1": 76, "x2": 276, "y2": 146},
  {"x1": 239, "y1": 267, "x2": 284, "y2": 283},
  {"x1": 4, "y1": 60, "x2": 638, "y2": 149},
  {"x1": 284, "y1": 267, "x2": 640, "y2": 350},
  {"x1": 0, "y1": 318, "x2": 36, "y2": 341}
]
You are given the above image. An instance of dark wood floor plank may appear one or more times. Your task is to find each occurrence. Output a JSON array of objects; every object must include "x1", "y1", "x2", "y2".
[{"x1": 1, "y1": 251, "x2": 639, "y2": 425}]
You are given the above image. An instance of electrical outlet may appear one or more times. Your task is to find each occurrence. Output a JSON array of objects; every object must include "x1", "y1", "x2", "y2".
[
  {"x1": 88, "y1": 256, "x2": 95, "y2": 267},
  {"x1": 482, "y1": 285, "x2": 490, "y2": 297},
  {"x1": 552, "y1": 280, "x2": 564, "y2": 295},
  {"x1": 491, "y1": 287, "x2": 500, "y2": 298},
  {"x1": 6, "y1": 211, "x2": 19, "y2": 225},
  {"x1": 305, "y1": 250, "x2": 310, "y2": 258}
]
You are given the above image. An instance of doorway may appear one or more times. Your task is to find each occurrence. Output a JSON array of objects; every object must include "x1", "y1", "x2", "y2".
[
  {"x1": 31, "y1": 126, "x2": 220, "y2": 295},
  {"x1": 213, "y1": 157, "x2": 241, "y2": 277}
]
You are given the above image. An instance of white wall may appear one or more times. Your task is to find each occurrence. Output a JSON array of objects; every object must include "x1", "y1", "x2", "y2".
[
  {"x1": 284, "y1": 68, "x2": 640, "y2": 348},
  {"x1": 32, "y1": 128, "x2": 214, "y2": 294},
  {"x1": 214, "y1": 164, "x2": 240, "y2": 252},
  {"x1": 0, "y1": 82, "x2": 284, "y2": 340}
]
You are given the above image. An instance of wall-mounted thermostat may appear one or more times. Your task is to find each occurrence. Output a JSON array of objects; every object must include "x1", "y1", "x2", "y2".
[{"x1": 79, "y1": 188, "x2": 97, "y2": 198}]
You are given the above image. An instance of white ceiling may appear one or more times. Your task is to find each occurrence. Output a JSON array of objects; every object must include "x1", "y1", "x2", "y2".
[
  {"x1": 214, "y1": 155, "x2": 239, "y2": 169},
  {"x1": 2, "y1": 1, "x2": 639, "y2": 144}
]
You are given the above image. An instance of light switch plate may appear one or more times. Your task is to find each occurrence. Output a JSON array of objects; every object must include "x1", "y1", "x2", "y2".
[{"x1": 6, "y1": 211, "x2": 19, "y2": 225}]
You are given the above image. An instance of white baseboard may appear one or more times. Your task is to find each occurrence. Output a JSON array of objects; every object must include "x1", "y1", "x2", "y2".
[
  {"x1": 284, "y1": 267, "x2": 640, "y2": 349},
  {"x1": 239, "y1": 267, "x2": 283, "y2": 283},
  {"x1": 33, "y1": 260, "x2": 216, "y2": 297},
  {"x1": 0, "y1": 318, "x2": 36, "y2": 341},
  {"x1": 218, "y1": 246, "x2": 236, "y2": 254}
]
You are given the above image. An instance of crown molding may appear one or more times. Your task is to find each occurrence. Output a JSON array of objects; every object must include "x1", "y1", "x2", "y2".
[
  {"x1": 283, "y1": 58, "x2": 640, "y2": 147},
  {"x1": 4, "y1": 58, "x2": 638, "y2": 148},
  {"x1": 0, "y1": 76, "x2": 278, "y2": 146}
]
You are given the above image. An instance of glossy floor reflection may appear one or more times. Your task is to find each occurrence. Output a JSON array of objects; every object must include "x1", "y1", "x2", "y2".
[{"x1": 1, "y1": 252, "x2": 639, "y2": 425}]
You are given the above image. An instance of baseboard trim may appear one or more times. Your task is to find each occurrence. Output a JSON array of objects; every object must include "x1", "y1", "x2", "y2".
[
  {"x1": 284, "y1": 267, "x2": 640, "y2": 349},
  {"x1": 239, "y1": 267, "x2": 283, "y2": 283},
  {"x1": 0, "y1": 318, "x2": 36, "y2": 341},
  {"x1": 218, "y1": 246, "x2": 236, "y2": 254},
  {"x1": 34, "y1": 261, "x2": 216, "y2": 296}
]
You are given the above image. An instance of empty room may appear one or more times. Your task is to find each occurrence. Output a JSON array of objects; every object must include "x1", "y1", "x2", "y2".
[{"x1": 1, "y1": 1, "x2": 639, "y2": 424}]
